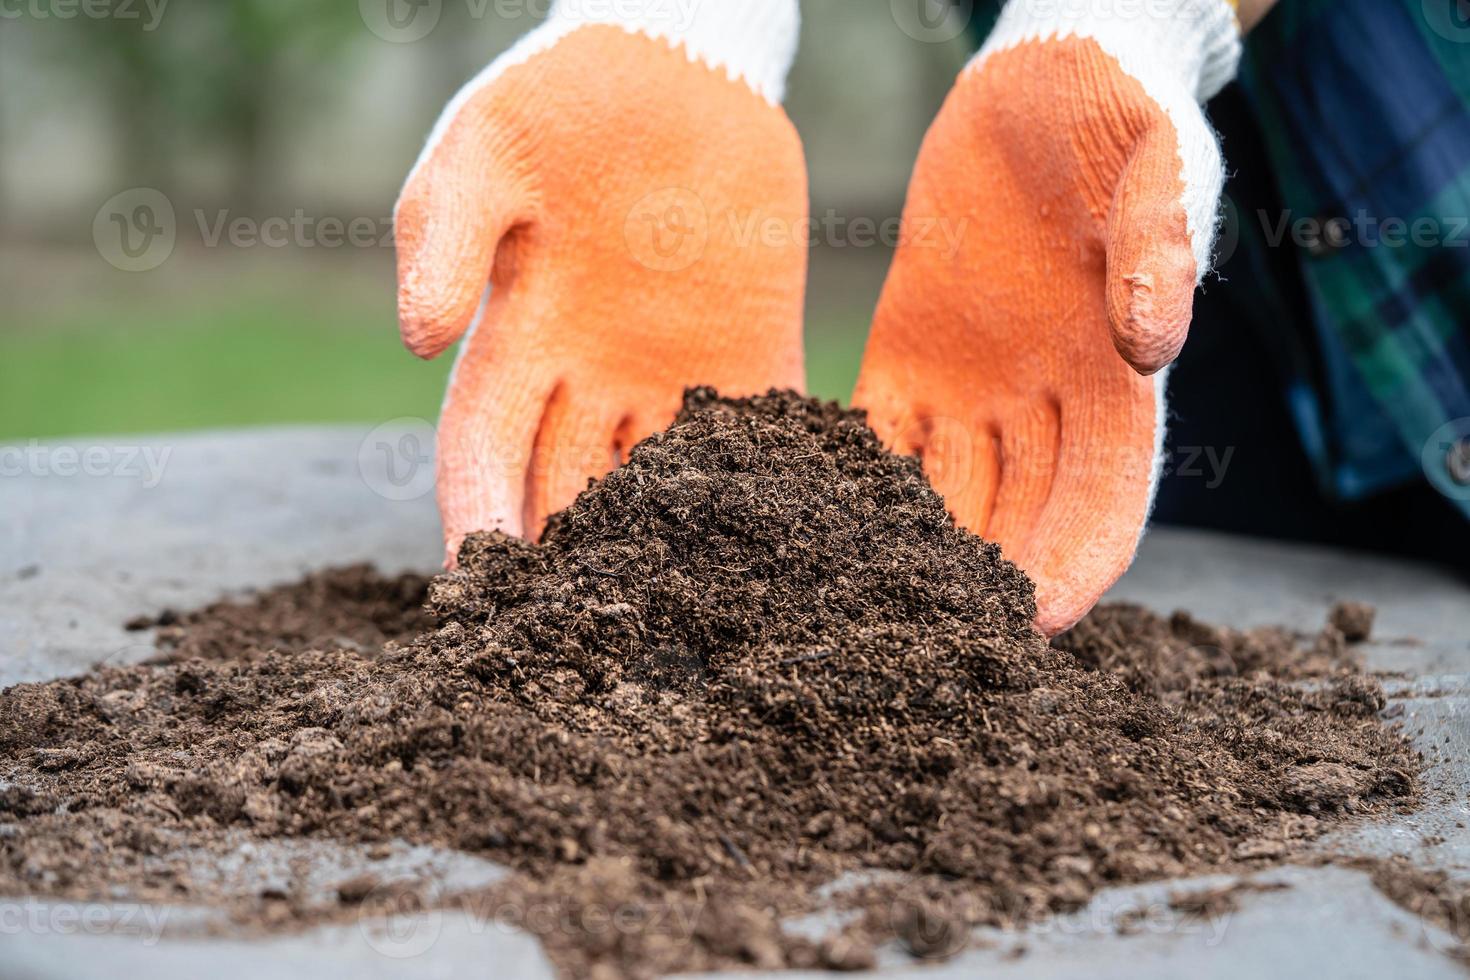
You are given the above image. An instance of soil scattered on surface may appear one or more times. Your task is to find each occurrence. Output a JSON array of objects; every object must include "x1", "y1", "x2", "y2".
[
  {"x1": 123, "y1": 563, "x2": 435, "y2": 659},
  {"x1": 1330, "y1": 601, "x2": 1377, "y2": 645},
  {"x1": 1355, "y1": 856, "x2": 1470, "y2": 962},
  {"x1": 0, "y1": 389, "x2": 1420, "y2": 977}
]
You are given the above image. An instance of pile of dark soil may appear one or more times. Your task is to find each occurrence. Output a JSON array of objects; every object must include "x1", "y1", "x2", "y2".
[{"x1": 0, "y1": 389, "x2": 1419, "y2": 977}]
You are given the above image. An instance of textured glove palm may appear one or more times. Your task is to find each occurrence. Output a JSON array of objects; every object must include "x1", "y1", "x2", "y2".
[
  {"x1": 855, "y1": 0, "x2": 1242, "y2": 634},
  {"x1": 395, "y1": 1, "x2": 808, "y2": 564}
]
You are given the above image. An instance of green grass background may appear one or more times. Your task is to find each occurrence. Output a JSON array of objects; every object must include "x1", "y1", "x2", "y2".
[{"x1": 0, "y1": 267, "x2": 869, "y2": 441}]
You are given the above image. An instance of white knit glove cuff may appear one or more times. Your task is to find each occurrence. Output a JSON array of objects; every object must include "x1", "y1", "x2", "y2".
[
  {"x1": 980, "y1": 0, "x2": 1242, "y2": 103},
  {"x1": 410, "y1": 0, "x2": 800, "y2": 182},
  {"x1": 545, "y1": 0, "x2": 801, "y2": 104}
]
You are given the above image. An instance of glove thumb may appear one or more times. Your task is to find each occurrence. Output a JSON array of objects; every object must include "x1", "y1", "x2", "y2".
[
  {"x1": 395, "y1": 101, "x2": 536, "y2": 361},
  {"x1": 1104, "y1": 115, "x2": 1222, "y2": 376}
]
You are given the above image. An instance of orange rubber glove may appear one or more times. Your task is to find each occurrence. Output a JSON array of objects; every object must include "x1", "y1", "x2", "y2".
[
  {"x1": 855, "y1": 0, "x2": 1241, "y2": 635},
  {"x1": 395, "y1": 1, "x2": 807, "y2": 564}
]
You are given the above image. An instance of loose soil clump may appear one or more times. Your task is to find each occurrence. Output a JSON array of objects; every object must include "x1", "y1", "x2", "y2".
[{"x1": 0, "y1": 389, "x2": 1419, "y2": 977}]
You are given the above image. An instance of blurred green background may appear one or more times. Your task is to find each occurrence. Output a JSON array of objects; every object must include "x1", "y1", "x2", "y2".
[{"x1": 0, "y1": 0, "x2": 977, "y2": 440}]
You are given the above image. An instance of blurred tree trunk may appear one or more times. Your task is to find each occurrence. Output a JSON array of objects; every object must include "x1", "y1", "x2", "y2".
[{"x1": 104, "y1": 33, "x2": 178, "y2": 201}]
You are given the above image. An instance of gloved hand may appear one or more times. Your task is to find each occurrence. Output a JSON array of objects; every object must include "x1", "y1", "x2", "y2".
[
  {"x1": 395, "y1": 0, "x2": 807, "y2": 564},
  {"x1": 854, "y1": 0, "x2": 1241, "y2": 635}
]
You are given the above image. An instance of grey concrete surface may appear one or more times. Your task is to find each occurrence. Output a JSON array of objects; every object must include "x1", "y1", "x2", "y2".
[
  {"x1": 1, "y1": 426, "x2": 442, "y2": 689},
  {"x1": 3, "y1": 425, "x2": 1470, "y2": 978}
]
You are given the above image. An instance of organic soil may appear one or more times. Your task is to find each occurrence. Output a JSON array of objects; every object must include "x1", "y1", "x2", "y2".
[
  {"x1": 1355, "y1": 856, "x2": 1470, "y2": 963},
  {"x1": 0, "y1": 389, "x2": 1420, "y2": 977}
]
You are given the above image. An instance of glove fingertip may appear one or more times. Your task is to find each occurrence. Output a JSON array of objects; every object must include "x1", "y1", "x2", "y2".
[
  {"x1": 1107, "y1": 259, "x2": 1194, "y2": 376},
  {"x1": 443, "y1": 534, "x2": 465, "y2": 571}
]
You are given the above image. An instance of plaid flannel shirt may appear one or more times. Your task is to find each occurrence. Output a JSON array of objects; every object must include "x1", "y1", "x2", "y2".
[{"x1": 968, "y1": 0, "x2": 1470, "y2": 519}]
